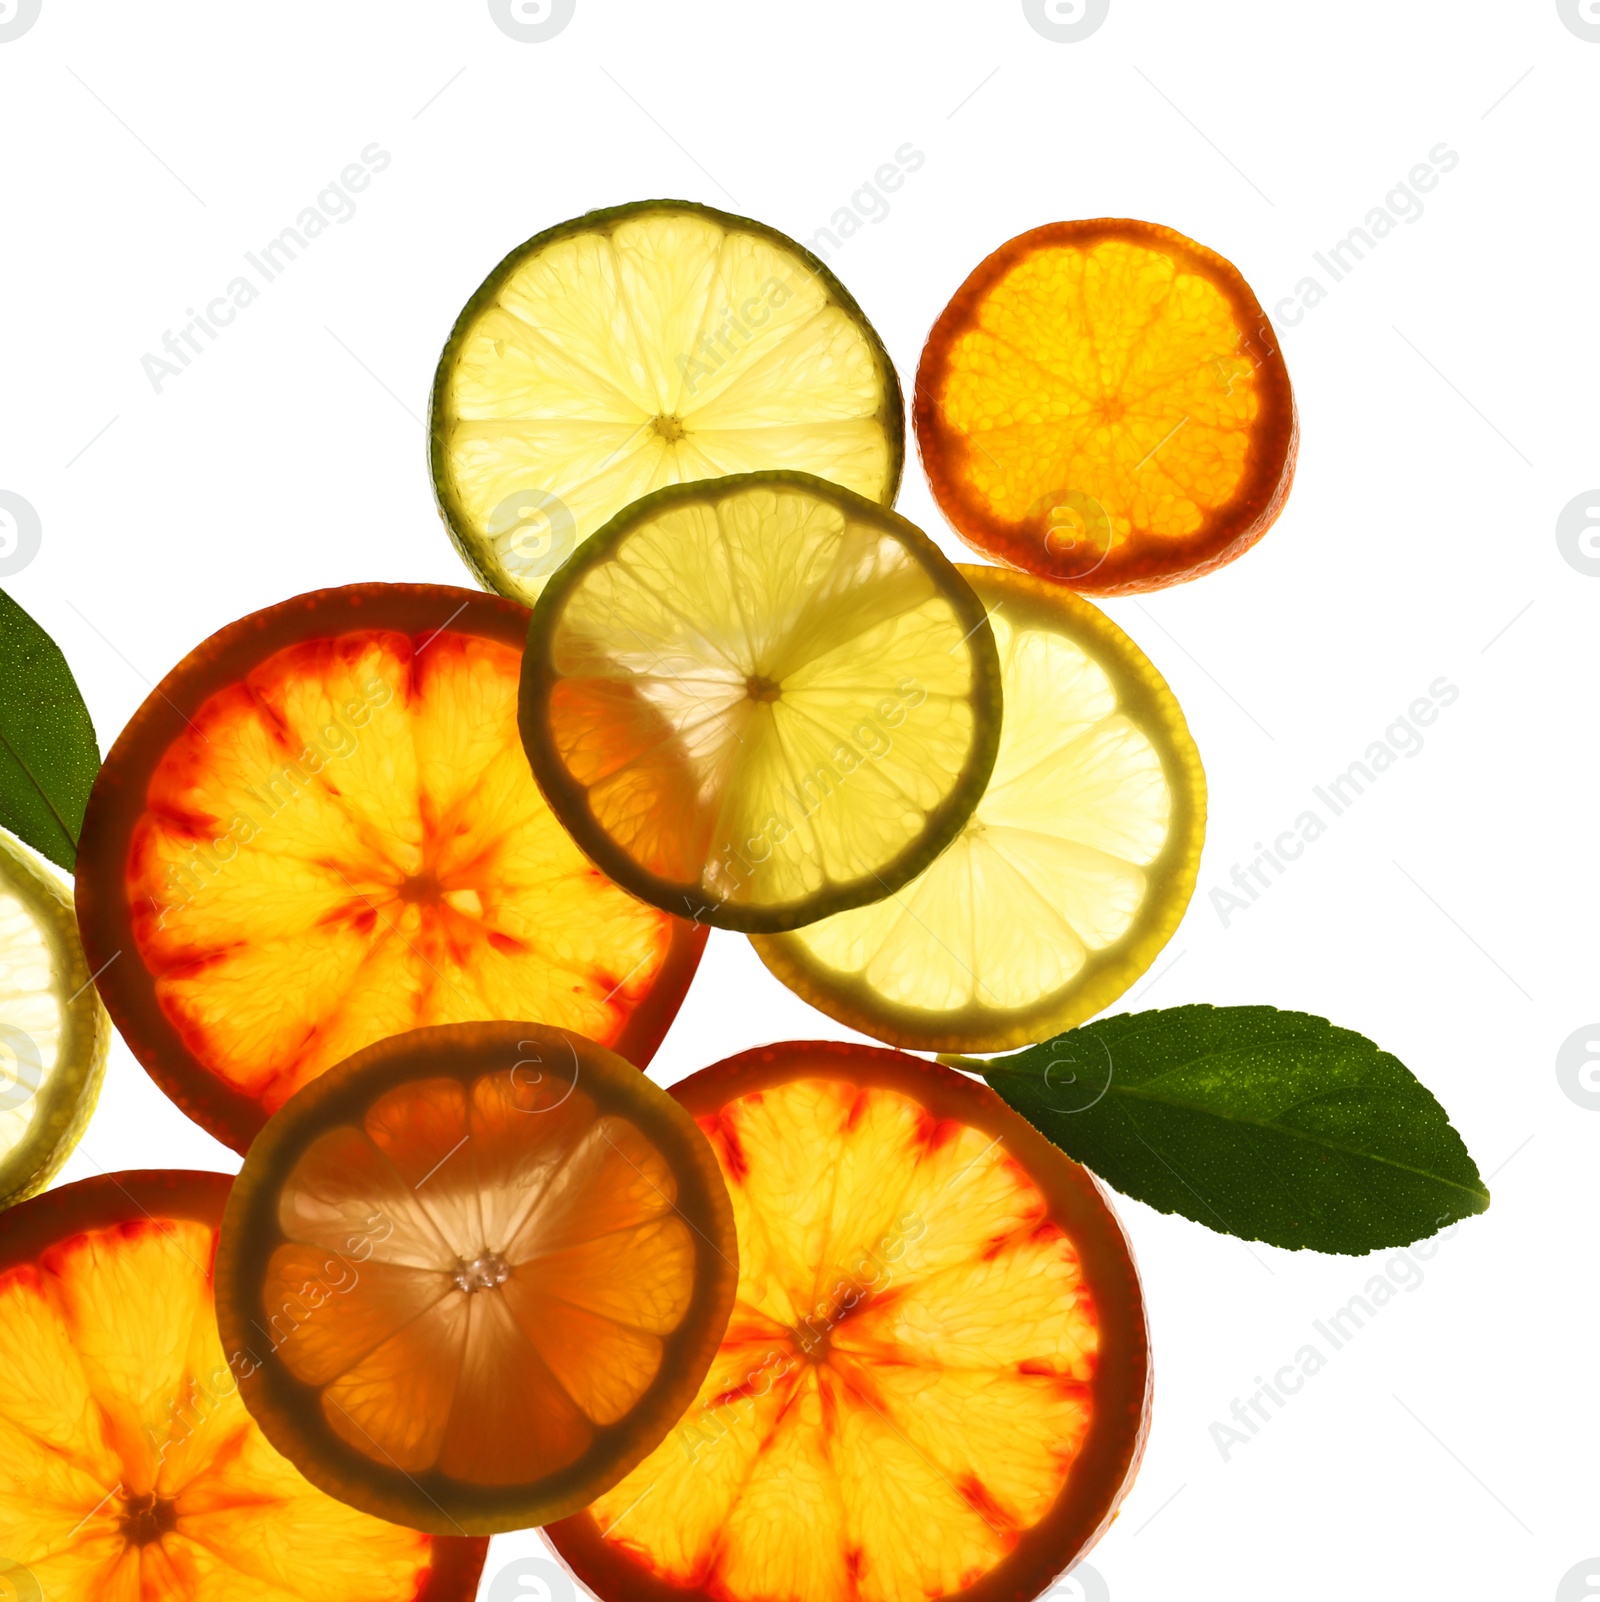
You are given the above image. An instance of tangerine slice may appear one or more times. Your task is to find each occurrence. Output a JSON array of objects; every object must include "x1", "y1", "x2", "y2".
[
  {"x1": 0, "y1": 1168, "x2": 486, "y2": 1600},
  {"x1": 519, "y1": 471, "x2": 1002, "y2": 933},
  {"x1": 547, "y1": 1041, "x2": 1149, "y2": 1602},
  {"x1": 430, "y1": 199, "x2": 903, "y2": 604},
  {"x1": 916, "y1": 219, "x2": 1298, "y2": 594},
  {"x1": 215, "y1": 1021, "x2": 737, "y2": 1535},
  {"x1": 752, "y1": 565, "x2": 1205, "y2": 1051},
  {"x1": 75, "y1": 584, "x2": 705, "y2": 1154}
]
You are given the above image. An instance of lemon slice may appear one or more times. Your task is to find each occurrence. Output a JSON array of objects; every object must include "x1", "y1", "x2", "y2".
[
  {"x1": 0, "y1": 830, "x2": 109, "y2": 1210},
  {"x1": 752, "y1": 565, "x2": 1205, "y2": 1050},
  {"x1": 430, "y1": 199, "x2": 904, "y2": 603},
  {"x1": 519, "y1": 472, "x2": 1003, "y2": 934}
]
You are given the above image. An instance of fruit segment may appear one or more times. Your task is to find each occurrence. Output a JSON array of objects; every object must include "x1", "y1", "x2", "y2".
[
  {"x1": 548, "y1": 1041, "x2": 1149, "y2": 1602},
  {"x1": 753, "y1": 565, "x2": 1205, "y2": 1050},
  {"x1": 75, "y1": 584, "x2": 704, "y2": 1154},
  {"x1": 431, "y1": 200, "x2": 904, "y2": 603},
  {"x1": 0, "y1": 830, "x2": 109, "y2": 1210},
  {"x1": 520, "y1": 472, "x2": 1003, "y2": 933},
  {"x1": 916, "y1": 218, "x2": 1297, "y2": 594},
  {"x1": 0, "y1": 1170, "x2": 486, "y2": 1602},
  {"x1": 216, "y1": 1022, "x2": 737, "y2": 1536}
]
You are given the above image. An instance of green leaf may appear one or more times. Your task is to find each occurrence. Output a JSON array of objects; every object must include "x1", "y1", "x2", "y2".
[
  {"x1": 0, "y1": 589, "x2": 99, "y2": 871},
  {"x1": 962, "y1": 1004, "x2": 1489, "y2": 1255}
]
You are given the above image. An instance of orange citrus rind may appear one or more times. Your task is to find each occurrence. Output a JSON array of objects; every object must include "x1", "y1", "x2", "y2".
[
  {"x1": 215, "y1": 1021, "x2": 738, "y2": 1536},
  {"x1": 0, "y1": 1168, "x2": 488, "y2": 1600},
  {"x1": 548, "y1": 1040, "x2": 1150, "y2": 1602},
  {"x1": 75, "y1": 583, "x2": 705, "y2": 1154},
  {"x1": 916, "y1": 218, "x2": 1297, "y2": 595}
]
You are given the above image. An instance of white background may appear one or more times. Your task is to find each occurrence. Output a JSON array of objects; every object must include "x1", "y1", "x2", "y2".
[{"x1": 3, "y1": 2, "x2": 1595, "y2": 1599}]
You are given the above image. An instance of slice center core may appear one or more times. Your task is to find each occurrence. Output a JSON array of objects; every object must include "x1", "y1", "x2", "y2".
[
  {"x1": 119, "y1": 1492, "x2": 179, "y2": 1546},
  {"x1": 452, "y1": 1250, "x2": 511, "y2": 1293},
  {"x1": 744, "y1": 674, "x2": 782, "y2": 703},
  {"x1": 397, "y1": 869, "x2": 444, "y2": 905},
  {"x1": 651, "y1": 413, "x2": 687, "y2": 443}
]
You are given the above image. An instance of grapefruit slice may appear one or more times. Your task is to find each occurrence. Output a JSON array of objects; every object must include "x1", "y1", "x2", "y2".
[
  {"x1": 518, "y1": 472, "x2": 1002, "y2": 933},
  {"x1": 916, "y1": 218, "x2": 1298, "y2": 594},
  {"x1": 215, "y1": 1021, "x2": 738, "y2": 1535},
  {"x1": 430, "y1": 199, "x2": 904, "y2": 603},
  {"x1": 547, "y1": 1041, "x2": 1149, "y2": 1602},
  {"x1": 74, "y1": 583, "x2": 705, "y2": 1154},
  {"x1": 0, "y1": 1168, "x2": 487, "y2": 1600},
  {"x1": 751, "y1": 566, "x2": 1205, "y2": 1051},
  {"x1": 0, "y1": 829, "x2": 110, "y2": 1210}
]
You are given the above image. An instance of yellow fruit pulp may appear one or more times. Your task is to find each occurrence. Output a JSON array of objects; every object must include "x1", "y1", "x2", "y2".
[
  {"x1": 436, "y1": 205, "x2": 900, "y2": 602},
  {"x1": 0, "y1": 1217, "x2": 437, "y2": 1600},
  {"x1": 938, "y1": 236, "x2": 1260, "y2": 551},
  {"x1": 264, "y1": 1069, "x2": 696, "y2": 1482},
  {"x1": 754, "y1": 566, "x2": 1203, "y2": 1049},
  {"x1": 586, "y1": 1075, "x2": 1100, "y2": 1602},
  {"x1": 125, "y1": 629, "x2": 678, "y2": 1114}
]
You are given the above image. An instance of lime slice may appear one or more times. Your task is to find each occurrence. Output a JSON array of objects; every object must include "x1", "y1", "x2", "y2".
[
  {"x1": 0, "y1": 830, "x2": 109, "y2": 1209},
  {"x1": 518, "y1": 472, "x2": 1002, "y2": 934},
  {"x1": 430, "y1": 199, "x2": 904, "y2": 604},
  {"x1": 751, "y1": 565, "x2": 1205, "y2": 1049}
]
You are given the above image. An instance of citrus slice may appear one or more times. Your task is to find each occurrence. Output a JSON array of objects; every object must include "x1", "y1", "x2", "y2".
[
  {"x1": 547, "y1": 1040, "x2": 1149, "y2": 1602},
  {"x1": 0, "y1": 1168, "x2": 487, "y2": 1599},
  {"x1": 0, "y1": 829, "x2": 109, "y2": 1211},
  {"x1": 215, "y1": 1021, "x2": 737, "y2": 1535},
  {"x1": 75, "y1": 584, "x2": 705, "y2": 1155},
  {"x1": 519, "y1": 471, "x2": 1003, "y2": 934},
  {"x1": 430, "y1": 199, "x2": 904, "y2": 603},
  {"x1": 916, "y1": 218, "x2": 1298, "y2": 594},
  {"x1": 752, "y1": 566, "x2": 1204, "y2": 1051}
]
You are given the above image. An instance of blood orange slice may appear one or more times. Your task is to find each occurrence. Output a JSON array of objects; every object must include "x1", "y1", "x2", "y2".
[
  {"x1": 75, "y1": 584, "x2": 705, "y2": 1154},
  {"x1": 0, "y1": 1169, "x2": 486, "y2": 1600},
  {"x1": 547, "y1": 1041, "x2": 1149, "y2": 1602},
  {"x1": 215, "y1": 1021, "x2": 738, "y2": 1536},
  {"x1": 916, "y1": 219, "x2": 1297, "y2": 594}
]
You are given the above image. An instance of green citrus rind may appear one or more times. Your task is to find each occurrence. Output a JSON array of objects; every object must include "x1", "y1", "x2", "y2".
[
  {"x1": 518, "y1": 471, "x2": 1003, "y2": 935},
  {"x1": 430, "y1": 198, "x2": 906, "y2": 603}
]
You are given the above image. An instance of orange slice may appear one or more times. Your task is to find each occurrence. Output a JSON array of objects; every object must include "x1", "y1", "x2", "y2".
[
  {"x1": 215, "y1": 1021, "x2": 738, "y2": 1535},
  {"x1": 547, "y1": 1041, "x2": 1149, "y2": 1602},
  {"x1": 75, "y1": 584, "x2": 705, "y2": 1154},
  {"x1": 0, "y1": 1168, "x2": 487, "y2": 1600},
  {"x1": 916, "y1": 218, "x2": 1298, "y2": 594}
]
